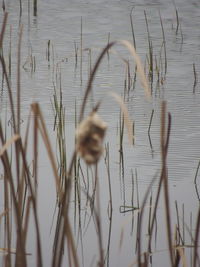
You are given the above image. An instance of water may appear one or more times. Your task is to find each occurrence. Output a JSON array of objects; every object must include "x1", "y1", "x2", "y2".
[{"x1": 0, "y1": 0, "x2": 200, "y2": 266}]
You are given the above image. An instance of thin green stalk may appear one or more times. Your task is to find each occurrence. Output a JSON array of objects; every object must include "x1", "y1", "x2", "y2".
[
  {"x1": 144, "y1": 10, "x2": 153, "y2": 80},
  {"x1": 130, "y1": 7, "x2": 136, "y2": 50},
  {"x1": 159, "y1": 10, "x2": 167, "y2": 75}
]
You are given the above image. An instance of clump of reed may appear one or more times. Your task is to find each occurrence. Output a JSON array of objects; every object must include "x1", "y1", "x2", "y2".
[{"x1": 0, "y1": 11, "x2": 200, "y2": 267}]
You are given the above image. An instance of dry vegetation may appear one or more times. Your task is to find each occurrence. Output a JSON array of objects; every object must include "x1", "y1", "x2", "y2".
[{"x1": 0, "y1": 9, "x2": 200, "y2": 267}]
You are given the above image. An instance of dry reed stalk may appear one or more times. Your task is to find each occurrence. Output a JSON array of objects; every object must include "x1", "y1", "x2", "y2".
[
  {"x1": 159, "y1": 10, "x2": 167, "y2": 76},
  {"x1": 148, "y1": 103, "x2": 171, "y2": 255},
  {"x1": 0, "y1": 135, "x2": 20, "y2": 156},
  {"x1": 137, "y1": 173, "x2": 158, "y2": 266},
  {"x1": 107, "y1": 32, "x2": 110, "y2": 61},
  {"x1": 79, "y1": 40, "x2": 151, "y2": 123},
  {"x1": 172, "y1": 0, "x2": 180, "y2": 35},
  {"x1": 33, "y1": 0, "x2": 37, "y2": 16},
  {"x1": 0, "y1": 12, "x2": 8, "y2": 49},
  {"x1": 148, "y1": 109, "x2": 154, "y2": 151},
  {"x1": 31, "y1": 103, "x2": 62, "y2": 201},
  {"x1": 193, "y1": 207, "x2": 200, "y2": 267},
  {"x1": 193, "y1": 63, "x2": 197, "y2": 93},
  {"x1": 194, "y1": 160, "x2": 200, "y2": 184},
  {"x1": 80, "y1": 17, "x2": 83, "y2": 85},
  {"x1": 15, "y1": 24, "x2": 23, "y2": 196},
  {"x1": 175, "y1": 201, "x2": 184, "y2": 245},
  {"x1": 161, "y1": 101, "x2": 174, "y2": 266},
  {"x1": 17, "y1": 137, "x2": 43, "y2": 267},
  {"x1": 176, "y1": 247, "x2": 187, "y2": 267},
  {"x1": 9, "y1": 25, "x2": 12, "y2": 78},
  {"x1": 22, "y1": 196, "x2": 32, "y2": 245},
  {"x1": 94, "y1": 164, "x2": 104, "y2": 267},
  {"x1": 2, "y1": 0, "x2": 5, "y2": 11},
  {"x1": 104, "y1": 143, "x2": 113, "y2": 266},
  {"x1": 144, "y1": 11, "x2": 153, "y2": 80},
  {"x1": 2, "y1": 150, "x2": 11, "y2": 266},
  {"x1": 109, "y1": 91, "x2": 133, "y2": 144},
  {"x1": 0, "y1": 130, "x2": 27, "y2": 267},
  {"x1": 19, "y1": 111, "x2": 32, "y2": 221},
  {"x1": 33, "y1": 102, "x2": 38, "y2": 191},
  {"x1": 0, "y1": 15, "x2": 41, "y2": 266},
  {"x1": 0, "y1": 13, "x2": 16, "y2": 134},
  {"x1": 130, "y1": 7, "x2": 136, "y2": 50},
  {"x1": 119, "y1": 40, "x2": 151, "y2": 99},
  {"x1": 31, "y1": 102, "x2": 78, "y2": 267}
]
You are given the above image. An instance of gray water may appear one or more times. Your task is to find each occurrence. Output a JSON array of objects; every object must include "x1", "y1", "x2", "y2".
[{"x1": 0, "y1": 0, "x2": 200, "y2": 266}]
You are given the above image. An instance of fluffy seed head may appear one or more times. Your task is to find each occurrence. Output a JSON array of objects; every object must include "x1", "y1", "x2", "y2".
[{"x1": 76, "y1": 112, "x2": 107, "y2": 164}]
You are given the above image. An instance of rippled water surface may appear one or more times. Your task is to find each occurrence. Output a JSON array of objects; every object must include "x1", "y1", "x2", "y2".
[{"x1": 0, "y1": 0, "x2": 200, "y2": 266}]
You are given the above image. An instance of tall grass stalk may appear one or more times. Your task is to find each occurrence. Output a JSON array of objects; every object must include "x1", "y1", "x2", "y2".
[
  {"x1": 137, "y1": 174, "x2": 157, "y2": 266},
  {"x1": 144, "y1": 10, "x2": 153, "y2": 81},
  {"x1": 8, "y1": 25, "x2": 12, "y2": 78},
  {"x1": 194, "y1": 159, "x2": 200, "y2": 184},
  {"x1": 148, "y1": 109, "x2": 154, "y2": 150},
  {"x1": 33, "y1": 0, "x2": 37, "y2": 16},
  {"x1": 2, "y1": 0, "x2": 5, "y2": 11},
  {"x1": 148, "y1": 102, "x2": 171, "y2": 255},
  {"x1": 19, "y1": 0, "x2": 22, "y2": 16},
  {"x1": 161, "y1": 101, "x2": 174, "y2": 266},
  {"x1": 80, "y1": 17, "x2": 83, "y2": 85},
  {"x1": 193, "y1": 207, "x2": 200, "y2": 267},
  {"x1": 104, "y1": 143, "x2": 113, "y2": 266},
  {"x1": 16, "y1": 24, "x2": 23, "y2": 187},
  {"x1": 193, "y1": 63, "x2": 197, "y2": 93},
  {"x1": 107, "y1": 32, "x2": 110, "y2": 62},
  {"x1": 174, "y1": 2, "x2": 180, "y2": 35},
  {"x1": 159, "y1": 10, "x2": 167, "y2": 76},
  {"x1": 130, "y1": 7, "x2": 136, "y2": 50}
]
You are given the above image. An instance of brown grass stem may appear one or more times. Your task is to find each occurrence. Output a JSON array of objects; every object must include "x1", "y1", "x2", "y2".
[
  {"x1": 144, "y1": 10, "x2": 153, "y2": 80},
  {"x1": 193, "y1": 207, "x2": 200, "y2": 267},
  {"x1": 148, "y1": 105, "x2": 171, "y2": 255},
  {"x1": 33, "y1": 0, "x2": 37, "y2": 16},
  {"x1": 159, "y1": 10, "x2": 167, "y2": 75},
  {"x1": 137, "y1": 174, "x2": 158, "y2": 266},
  {"x1": 148, "y1": 109, "x2": 154, "y2": 152},
  {"x1": 16, "y1": 24, "x2": 23, "y2": 189},
  {"x1": 161, "y1": 101, "x2": 174, "y2": 266},
  {"x1": 95, "y1": 164, "x2": 104, "y2": 267},
  {"x1": 0, "y1": 127, "x2": 27, "y2": 267},
  {"x1": 193, "y1": 63, "x2": 198, "y2": 94},
  {"x1": 0, "y1": 55, "x2": 16, "y2": 134},
  {"x1": 104, "y1": 143, "x2": 113, "y2": 266},
  {"x1": 0, "y1": 12, "x2": 8, "y2": 50},
  {"x1": 18, "y1": 137, "x2": 43, "y2": 266},
  {"x1": 194, "y1": 160, "x2": 200, "y2": 185},
  {"x1": 80, "y1": 17, "x2": 83, "y2": 85}
]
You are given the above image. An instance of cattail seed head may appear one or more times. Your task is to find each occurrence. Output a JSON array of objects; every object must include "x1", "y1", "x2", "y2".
[{"x1": 76, "y1": 112, "x2": 107, "y2": 164}]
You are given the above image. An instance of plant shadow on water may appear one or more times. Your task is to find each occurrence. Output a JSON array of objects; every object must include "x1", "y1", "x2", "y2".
[{"x1": 0, "y1": 1, "x2": 200, "y2": 266}]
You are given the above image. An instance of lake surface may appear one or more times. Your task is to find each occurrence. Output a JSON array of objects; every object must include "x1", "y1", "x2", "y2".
[{"x1": 0, "y1": 0, "x2": 200, "y2": 266}]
